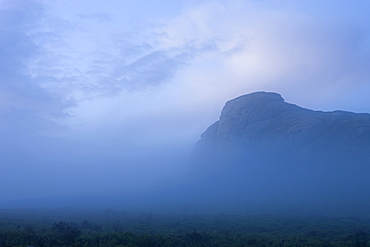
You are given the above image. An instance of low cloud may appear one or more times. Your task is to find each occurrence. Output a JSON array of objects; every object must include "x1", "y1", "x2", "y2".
[{"x1": 1, "y1": 0, "x2": 370, "y2": 203}]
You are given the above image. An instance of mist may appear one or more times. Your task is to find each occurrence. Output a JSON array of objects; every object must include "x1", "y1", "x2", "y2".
[
  {"x1": 3, "y1": 123, "x2": 369, "y2": 219},
  {"x1": 1, "y1": 0, "x2": 370, "y2": 223},
  {"x1": 187, "y1": 145, "x2": 370, "y2": 217}
]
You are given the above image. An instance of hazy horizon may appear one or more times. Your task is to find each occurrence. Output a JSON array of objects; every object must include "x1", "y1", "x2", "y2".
[{"x1": 1, "y1": 0, "x2": 370, "y2": 214}]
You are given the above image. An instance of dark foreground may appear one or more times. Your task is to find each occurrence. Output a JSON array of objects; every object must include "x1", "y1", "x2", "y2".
[{"x1": 1, "y1": 209, "x2": 370, "y2": 247}]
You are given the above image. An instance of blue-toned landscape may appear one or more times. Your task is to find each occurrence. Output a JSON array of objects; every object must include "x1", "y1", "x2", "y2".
[{"x1": 1, "y1": 0, "x2": 370, "y2": 246}]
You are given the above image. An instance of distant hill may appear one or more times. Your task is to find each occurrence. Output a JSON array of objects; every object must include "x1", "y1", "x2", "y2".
[
  {"x1": 195, "y1": 91, "x2": 370, "y2": 165},
  {"x1": 189, "y1": 92, "x2": 370, "y2": 216}
]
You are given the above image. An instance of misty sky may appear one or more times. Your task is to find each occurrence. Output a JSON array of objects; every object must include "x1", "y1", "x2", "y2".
[{"x1": 1, "y1": 0, "x2": 370, "y2": 205}]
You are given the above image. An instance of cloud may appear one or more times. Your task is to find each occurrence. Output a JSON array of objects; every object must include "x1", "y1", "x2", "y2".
[
  {"x1": 78, "y1": 12, "x2": 112, "y2": 23},
  {"x1": 2, "y1": 0, "x2": 370, "y2": 146},
  {"x1": 152, "y1": 0, "x2": 370, "y2": 111},
  {"x1": 0, "y1": 1, "x2": 41, "y2": 92},
  {"x1": 2, "y1": 0, "x2": 370, "y2": 202},
  {"x1": 0, "y1": 0, "x2": 70, "y2": 141},
  {"x1": 27, "y1": 0, "x2": 368, "y2": 148}
]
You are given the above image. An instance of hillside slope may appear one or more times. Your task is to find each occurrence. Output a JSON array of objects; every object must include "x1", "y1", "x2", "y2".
[{"x1": 195, "y1": 92, "x2": 370, "y2": 164}]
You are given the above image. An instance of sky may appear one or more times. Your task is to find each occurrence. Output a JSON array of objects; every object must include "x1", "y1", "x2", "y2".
[{"x1": 1, "y1": 0, "x2": 370, "y2": 206}]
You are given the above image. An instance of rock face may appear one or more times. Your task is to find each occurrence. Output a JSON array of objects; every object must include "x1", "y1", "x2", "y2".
[
  {"x1": 190, "y1": 92, "x2": 370, "y2": 215},
  {"x1": 195, "y1": 91, "x2": 370, "y2": 163}
]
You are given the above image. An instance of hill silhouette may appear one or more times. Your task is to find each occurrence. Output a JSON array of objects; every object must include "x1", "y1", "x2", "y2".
[
  {"x1": 189, "y1": 92, "x2": 370, "y2": 216},
  {"x1": 195, "y1": 91, "x2": 370, "y2": 164}
]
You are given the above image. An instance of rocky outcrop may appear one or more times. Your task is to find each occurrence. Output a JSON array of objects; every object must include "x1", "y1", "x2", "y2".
[
  {"x1": 189, "y1": 92, "x2": 370, "y2": 215},
  {"x1": 195, "y1": 92, "x2": 370, "y2": 164}
]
